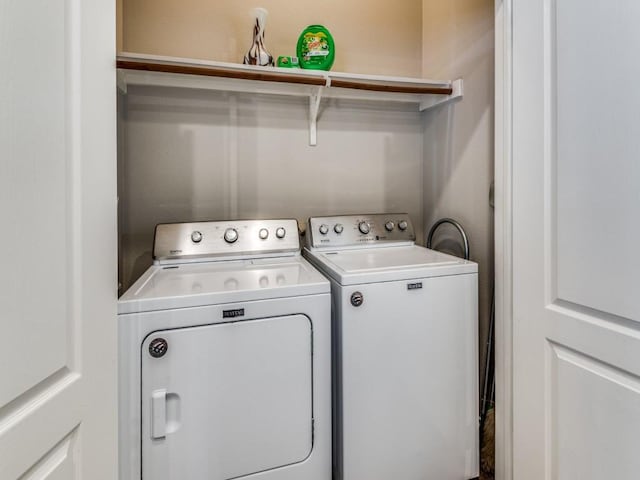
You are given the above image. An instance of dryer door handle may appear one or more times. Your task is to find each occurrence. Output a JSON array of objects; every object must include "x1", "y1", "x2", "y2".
[{"x1": 151, "y1": 389, "x2": 167, "y2": 439}]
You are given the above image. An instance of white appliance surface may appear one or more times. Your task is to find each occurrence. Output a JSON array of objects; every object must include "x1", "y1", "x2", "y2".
[
  {"x1": 118, "y1": 255, "x2": 328, "y2": 314},
  {"x1": 304, "y1": 214, "x2": 479, "y2": 480},
  {"x1": 118, "y1": 219, "x2": 331, "y2": 480},
  {"x1": 307, "y1": 244, "x2": 477, "y2": 285}
]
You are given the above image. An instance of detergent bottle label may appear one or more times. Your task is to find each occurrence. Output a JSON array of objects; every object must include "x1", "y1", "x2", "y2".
[
  {"x1": 302, "y1": 32, "x2": 330, "y2": 56},
  {"x1": 297, "y1": 25, "x2": 335, "y2": 70}
]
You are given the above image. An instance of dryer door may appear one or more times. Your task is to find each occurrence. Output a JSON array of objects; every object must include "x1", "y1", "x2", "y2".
[{"x1": 141, "y1": 314, "x2": 313, "y2": 480}]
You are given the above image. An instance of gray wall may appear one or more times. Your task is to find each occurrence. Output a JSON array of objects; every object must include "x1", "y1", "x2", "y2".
[
  {"x1": 118, "y1": 86, "x2": 425, "y2": 292},
  {"x1": 422, "y1": 0, "x2": 495, "y2": 395}
]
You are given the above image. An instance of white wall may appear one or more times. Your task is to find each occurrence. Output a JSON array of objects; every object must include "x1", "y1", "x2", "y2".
[
  {"x1": 422, "y1": 0, "x2": 495, "y2": 390},
  {"x1": 119, "y1": 87, "x2": 425, "y2": 291}
]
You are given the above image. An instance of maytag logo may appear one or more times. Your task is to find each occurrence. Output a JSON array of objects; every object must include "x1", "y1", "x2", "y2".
[
  {"x1": 223, "y1": 308, "x2": 245, "y2": 318},
  {"x1": 407, "y1": 282, "x2": 423, "y2": 290}
]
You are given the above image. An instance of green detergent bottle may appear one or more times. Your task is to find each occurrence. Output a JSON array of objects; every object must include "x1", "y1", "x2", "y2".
[{"x1": 297, "y1": 25, "x2": 335, "y2": 70}]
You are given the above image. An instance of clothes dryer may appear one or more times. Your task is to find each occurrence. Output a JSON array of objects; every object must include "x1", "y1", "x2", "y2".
[
  {"x1": 304, "y1": 214, "x2": 479, "y2": 480},
  {"x1": 118, "y1": 219, "x2": 331, "y2": 480}
]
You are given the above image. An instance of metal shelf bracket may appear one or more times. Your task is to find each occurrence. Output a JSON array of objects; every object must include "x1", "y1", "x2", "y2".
[{"x1": 309, "y1": 82, "x2": 327, "y2": 146}]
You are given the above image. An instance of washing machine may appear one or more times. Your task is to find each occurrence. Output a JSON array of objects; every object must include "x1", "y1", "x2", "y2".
[
  {"x1": 118, "y1": 219, "x2": 331, "y2": 480},
  {"x1": 303, "y1": 214, "x2": 479, "y2": 480}
]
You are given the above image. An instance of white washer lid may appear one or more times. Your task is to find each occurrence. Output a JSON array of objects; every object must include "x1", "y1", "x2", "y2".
[
  {"x1": 304, "y1": 245, "x2": 477, "y2": 285},
  {"x1": 118, "y1": 255, "x2": 329, "y2": 314}
]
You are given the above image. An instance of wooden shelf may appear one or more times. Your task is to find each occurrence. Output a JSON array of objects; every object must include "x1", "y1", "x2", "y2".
[{"x1": 116, "y1": 53, "x2": 463, "y2": 145}]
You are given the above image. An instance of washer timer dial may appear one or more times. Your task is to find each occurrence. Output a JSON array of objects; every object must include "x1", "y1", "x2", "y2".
[
  {"x1": 224, "y1": 228, "x2": 238, "y2": 243},
  {"x1": 358, "y1": 221, "x2": 370, "y2": 235}
]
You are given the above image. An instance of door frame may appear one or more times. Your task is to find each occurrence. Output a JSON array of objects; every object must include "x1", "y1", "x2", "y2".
[{"x1": 494, "y1": 0, "x2": 514, "y2": 479}]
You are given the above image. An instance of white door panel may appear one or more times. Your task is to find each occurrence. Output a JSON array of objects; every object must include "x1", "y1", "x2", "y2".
[
  {"x1": 550, "y1": 343, "x2": 640, "y2": 479},
  {"x1": 0, "y1": 0, "x2": 70, "y2": 410},
  {"x1": 17, "y1": 431, "x2": 77, "y2": 480},
  {"x1": 0, "y1": 0, "x2": 116, "y2": 478},
  {"x1": 554, "y1": 0, "x2": 640, "y2": 321},
  {"x1": 512, "y1": 0, "x2": 640, "y2": 478}
]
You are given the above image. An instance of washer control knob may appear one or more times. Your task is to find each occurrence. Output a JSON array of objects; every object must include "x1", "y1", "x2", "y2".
[
  {"x1": 191, "y1": 230, "x2": 203, "y2": 243},
  {"x1": 275, "y1": 227, "x2": 286, "y2": 239},
  {"x1": 398, "y1": 220, "x2": 409, "y2": 231},
  {"x1": 358, "y1": 221, "x2": 370, "y2": 235},
  {"x1": 319, "y1": 224, "x2": 329, "y2": 235},
  {"x1": 258, "y1": 228, "x2": 269, "y2": 240},
  {"x1": 384, "y1": 221, "x2": 395, "y2": 232},
  {"x1": 224, "y1": 228, "x2": 238, "y2": 243},
  {"x1": 334, "y1": 223, "x2": 344, "y2": 234}
]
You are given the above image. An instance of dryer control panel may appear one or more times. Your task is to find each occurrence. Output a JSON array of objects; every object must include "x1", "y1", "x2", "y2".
[
  {"x1": 307, "y1": 214, "x2": 416, "y2": 249},
  {"x1": 154, "y1": 219, "x2": 300, "y2": 262}
]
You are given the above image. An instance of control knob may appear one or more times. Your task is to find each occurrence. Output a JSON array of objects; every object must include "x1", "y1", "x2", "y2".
[
  {"x1": 334, "y1": 223, "x2": 344, "y2": 234},
  {"x1": 384, "y1": 221, "x2": 395, "y2": 232},
  {"x1": 275, "y1": 227, "x2": 286, "y2": 239},
  {"x1": 224, "y1": 228, "x2": 238, "y2": 243},
  {"x1": 319, "y1": 224, "x2": 329, "y2": 235},
  {"x1": 398, "y1": 220, "x2": 408, "y2": 231},
  {"x1": 358, "y1": 221, "x2": 370, "y2": 235},
  {"x1": 191, "y1": 231, "x2": 203, "y2": 243},
  {"x1": 258, "y1": 228, "x2": 269, "y2": 240}
]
